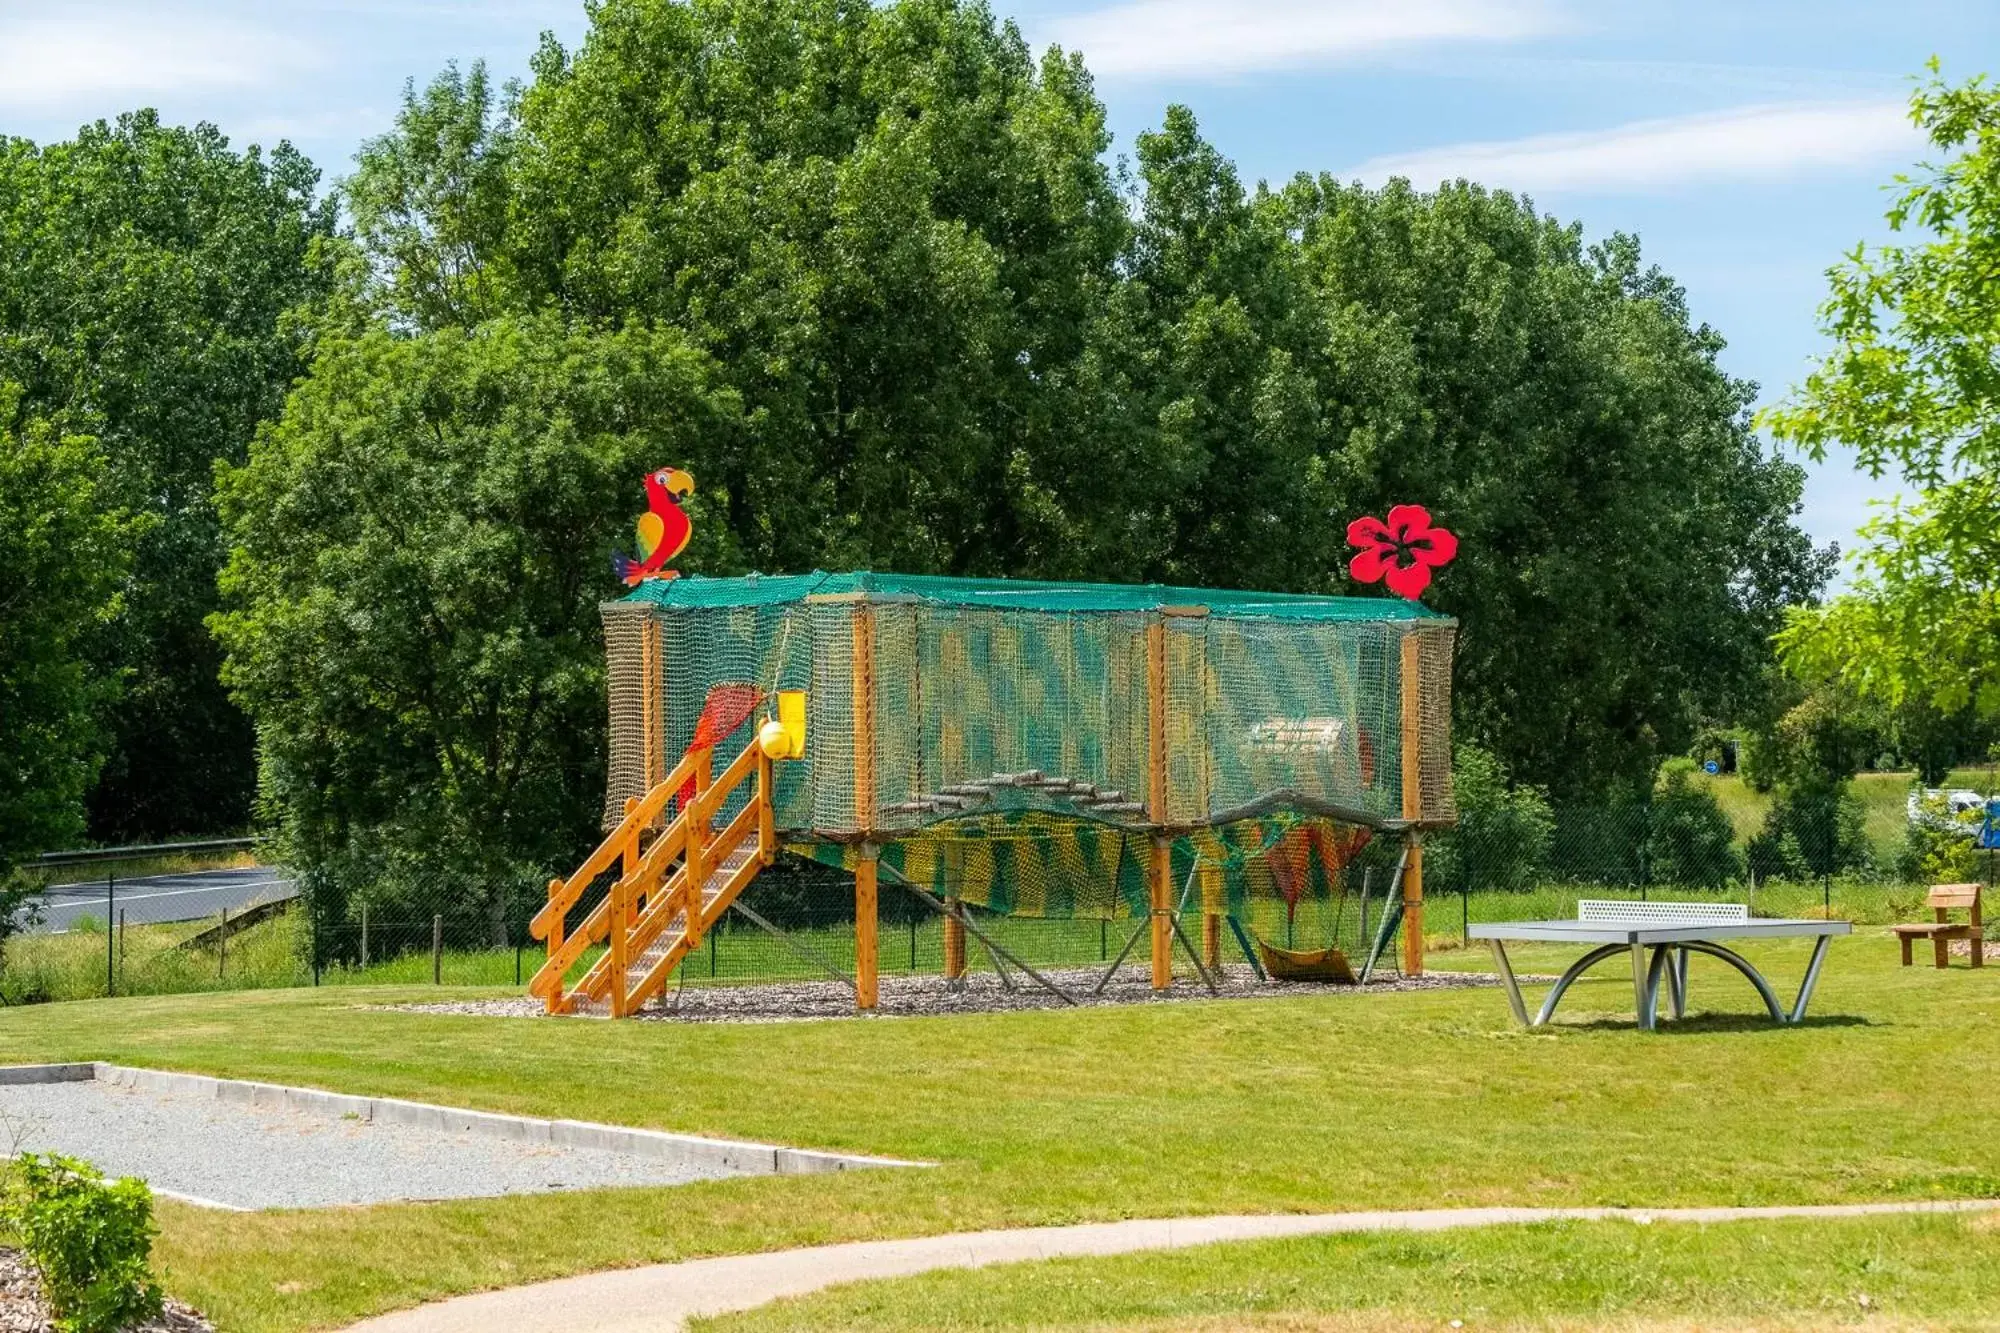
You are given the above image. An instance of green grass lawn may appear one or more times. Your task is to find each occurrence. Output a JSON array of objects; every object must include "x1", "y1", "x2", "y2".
[
  {"x1": 1700, "y1": 767, "x2": 2000, "y2": 859},
  {"x1": 700, "y1": 1211, "x2": 2000, "y2": 1331},
  {"x1": 0, "y1": 935, "x2": 1993, "y2": 1332}
]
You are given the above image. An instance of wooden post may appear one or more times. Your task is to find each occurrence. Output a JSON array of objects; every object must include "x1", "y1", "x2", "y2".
[
  {"x1": 686, "y1": 749, "x2": 713, "y2": 951},
  {"x1": 641, "y1": 616, "x2": 666, "y2": 814},
  {"x1": 1147, "y1": 617, "x2": 1171, "y2": 990},
  {"x1": 540, "y1": 884, "x2": 562, "y2": 1012},
  {"x1": 1400, "y1": 631, "x2": 1426, "y2": 978},
  {"x1": 756, "y1": 753, "x2": 776, "y2": 865},
  {"x1": 856, "y1": 848, "x2": 879, "y2": 1011},
  {"x1": 1200, "y1": 863, "x2": 1223, "y2": 970},
  {"x1": 853, "y1": 603, "x2": 876, "y2": 837},
  {"x1": 432, "y1": 914, "x2": 443, "y2": 984},
  {"x1": 612, "y1": 799, "x2": 638, "y2": 1017},
  {"x1": 943, "y1": 896, "x2": 966, "y2": 979},
  {"x1": 853, "y1": 603, "x2": 878, "y2": 1009}
]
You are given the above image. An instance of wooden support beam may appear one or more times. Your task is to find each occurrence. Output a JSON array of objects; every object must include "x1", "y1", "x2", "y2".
[
  {"x1": 611, "y1": 797, "x2": 638, "y2": 1017},
  {"x1": 855, "y1": 848, "x2": 880, "y2": 1011},
  {"x1": 685, "y1": 749, "x2": 712, "y2": 955},
  {"x1": 756, "y1": 753, "x2": 776, "y2": 865},
  {"x1": 543, "y1": 877, "x2": 564, "y2": 1014},
  {"x1": 641, "y1": 616, "x2": 666, "y2": 822},
  {"x1": 943, "y1": 895, "x2": 966, "y2": 979},
  {"x1": 1400, "y1": 631, "x2": 1426, "y2": 977},
  {"x1": 853, "y1": 603, "x2": 876, "y2": 837},
  {"x1": 1147, "y1": 618, "x2": 1171, "y2": 990}
]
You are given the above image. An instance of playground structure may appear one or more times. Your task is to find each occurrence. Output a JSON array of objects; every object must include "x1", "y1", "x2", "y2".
[{"x1": 532, "y1": 572, "x2": 1457, "y2": 1016}]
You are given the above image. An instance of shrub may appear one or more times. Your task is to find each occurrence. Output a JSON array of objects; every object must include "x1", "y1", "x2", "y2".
[
  {"x1": 4, "y1": 1153, "x2": 163, "y2": 1333},
  {"x1": 1645, "y1": 759, "x2": 1743, "y2": 887},
  {"x1": 1895, "y1": 789, "x2": 1984, "y2": 885},
  {"x1": 1746, "y1": 780, "x2": 1873, "y2": 881},
  {"x1": 1428, "y1": 745, "x2": 1555, "y2": 893}
]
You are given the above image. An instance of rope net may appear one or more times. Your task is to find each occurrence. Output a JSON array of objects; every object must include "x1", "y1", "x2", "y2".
[{"x1": 605, "y1": 572, "x2": 1455, "y2": 923}]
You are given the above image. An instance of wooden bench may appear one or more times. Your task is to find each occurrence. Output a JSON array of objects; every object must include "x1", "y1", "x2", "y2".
[{"x1": 1890, "y1": 884, "x2": 1985, "y2": 969}]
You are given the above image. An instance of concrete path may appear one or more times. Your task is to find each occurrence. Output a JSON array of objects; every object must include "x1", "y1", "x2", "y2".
[{"x1": 340, "y1": 1199, "x2": 2000, "y2": 1333}]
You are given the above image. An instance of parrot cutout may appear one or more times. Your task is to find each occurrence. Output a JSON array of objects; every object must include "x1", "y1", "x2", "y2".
[{"x1": 613, "y1": 467, "x2": 695, "y2": 586}]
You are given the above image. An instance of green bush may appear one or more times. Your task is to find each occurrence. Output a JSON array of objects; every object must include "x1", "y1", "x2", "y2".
[
  {"x1": 1747, "y1": 780, "x2": 1874, "y2": 881},
  {"x1": 4, "y1": 1153, "x2": 163, "y2": 1333},
  {"x1": 1896, "y1": 789, "x2": 1984, "y2": 885},
  {"x1": 1428, "y1": 746, "x2": 1555, "y2": 893},
  {"x1": 1645, "y1": 759, "x2": 1744, "y2": 887}
]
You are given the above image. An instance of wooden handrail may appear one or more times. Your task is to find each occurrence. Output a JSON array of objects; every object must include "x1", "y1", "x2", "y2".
[
  {"x1": 540, "y1": 729, "x2": 773, "y2": 1011},
  {"x1": 693, "y1": 738, "x2": 762, "y2": 827},
  {"x1": 529, "y1": 892, "x2": 612, "y2": 999},
  {"x1": 532, "y1": 750, "x2": 699, "y2": 941}
]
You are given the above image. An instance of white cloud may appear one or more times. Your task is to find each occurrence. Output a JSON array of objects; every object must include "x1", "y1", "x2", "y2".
[
  {"x1": 1044, "y1": 0, "x2": 1555, "y2": 80},
  {"x1": 0, "y1": 10, "x2": 314, "y2": 112},
  {"x1": 1345, "y1": 100, "x2": 1920, "y2": 195}
]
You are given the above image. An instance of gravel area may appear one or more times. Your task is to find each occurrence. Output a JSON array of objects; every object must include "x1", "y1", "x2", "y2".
[
  {"x1": 0, "y1": 1082, "x2": 749, "y2": 1210},
  {"x1": 397, "y1": 962, "x2": 1526, "y2": 1024},
  {"x1": 0, "y1": 1246, "x2": 209, "y2": 1332}
]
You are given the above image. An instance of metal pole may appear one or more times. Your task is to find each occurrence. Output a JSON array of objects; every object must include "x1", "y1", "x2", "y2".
[
  {"x1": 118, "y1": 910, "x2": 126, "y2": 990},
  {"x1": 432, "y1": 915, "x2": 443, "y2": 984},
  {"x1": 219, "y1": 908, "x2": 228, "y2": 978},
  {"x1": 361, "y1": 902, "x2": 369, "y2": 967},
  {"x1": 106, "y1": 871, "x2": 115, "y2": 998},
  {"x1": 1359, "y1": 868, "x2": 1371, "y2": 953}
]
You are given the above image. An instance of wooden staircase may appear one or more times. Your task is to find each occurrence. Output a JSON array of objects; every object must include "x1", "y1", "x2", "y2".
[{"x1": 530, "y1": 733, "x2": 777, "y2": 1017}]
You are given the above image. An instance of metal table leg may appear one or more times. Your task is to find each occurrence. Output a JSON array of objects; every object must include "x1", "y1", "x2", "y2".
[
  {"x1": 1631, "y1": 942, "x2": 1657, "y2": 1032},
  {"x1": 1674, "y1": 941, "x2": 1786, "y2": 1022},
  {"x1": 1790, "y1": 934, "x2": 1834, "y2": 1024},
  {"x1": 1534, "y1": 943, "x2": 1629, "y2": 1027},
  {"x1": 1488, "y1": 939, "x2": 1531, "y2": 1027},
  {"x1": 1668, "y1": 947, "x2": 1689, "y2": 1019}
]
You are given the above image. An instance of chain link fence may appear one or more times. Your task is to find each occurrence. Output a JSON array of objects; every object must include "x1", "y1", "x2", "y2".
[{"x1": 8, "y1": 792, "x2": 1994, "y2": 1005}]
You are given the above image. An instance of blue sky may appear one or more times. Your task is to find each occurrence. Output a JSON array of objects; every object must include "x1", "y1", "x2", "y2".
[{"x1": 3, "y1": 0, "x2": 1994, "y2": 558}]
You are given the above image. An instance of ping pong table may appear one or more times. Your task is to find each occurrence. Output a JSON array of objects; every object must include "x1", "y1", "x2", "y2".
[{"x1": 1469, "y1": 900, "x2": 1850, "y2": 1031}]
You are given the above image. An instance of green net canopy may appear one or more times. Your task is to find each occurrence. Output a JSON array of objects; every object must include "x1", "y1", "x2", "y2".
[{"x1": 604, "y1": 572, "x2": 1454, "y2": 858}]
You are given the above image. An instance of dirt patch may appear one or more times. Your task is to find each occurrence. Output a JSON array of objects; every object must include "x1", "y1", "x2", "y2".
[{"x1": 392, "y1": 962, "x2": 1534, "y2": 1024}]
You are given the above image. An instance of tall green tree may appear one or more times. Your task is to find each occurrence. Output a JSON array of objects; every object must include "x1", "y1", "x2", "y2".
[
  {"x1": 1282, "y1": 179, "x2": 1832, "y2": 797},
  {"x1": 337, "y1": 0, "x2": 1827, "y2": 813},
  {"x1": 350, "y1": 0, "x2": 1129, "y2": 576},
  {"x1": 0, "y1": 388, "x2": 134, "y2": 872},
  {"x1": 1764, "y1": 67, "x2": 2000, "y2": 723},
  {"x1": 0, "y1": 112, "x2": 337, "y2": 840},
  {"x1": 211, "y1": 314, "x2": 737, "y2": 943}
]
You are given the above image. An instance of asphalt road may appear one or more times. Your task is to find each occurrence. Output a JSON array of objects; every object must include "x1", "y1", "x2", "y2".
[{"x1": 27, "y1": 866, "x2": 295, "y2": 934}]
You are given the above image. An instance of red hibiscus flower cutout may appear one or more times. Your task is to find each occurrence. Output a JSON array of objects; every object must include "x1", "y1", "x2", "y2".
[{"x1": 1347, "y1": 505, "x2": 1458, "y2": 601}]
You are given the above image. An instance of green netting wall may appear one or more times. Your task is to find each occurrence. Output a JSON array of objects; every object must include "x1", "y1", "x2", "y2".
[{"x1": 604, "y1": 572, "x2": 1455, "y2": 920}]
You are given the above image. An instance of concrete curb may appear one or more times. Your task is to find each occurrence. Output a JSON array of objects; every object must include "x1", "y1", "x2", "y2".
[
  {"x1": 0, "y1": 1064, "x2": 925, "y2": 1186},
  {"x1": 337, "y1": 1198, "x2": 2000, "y2": 1333}
]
